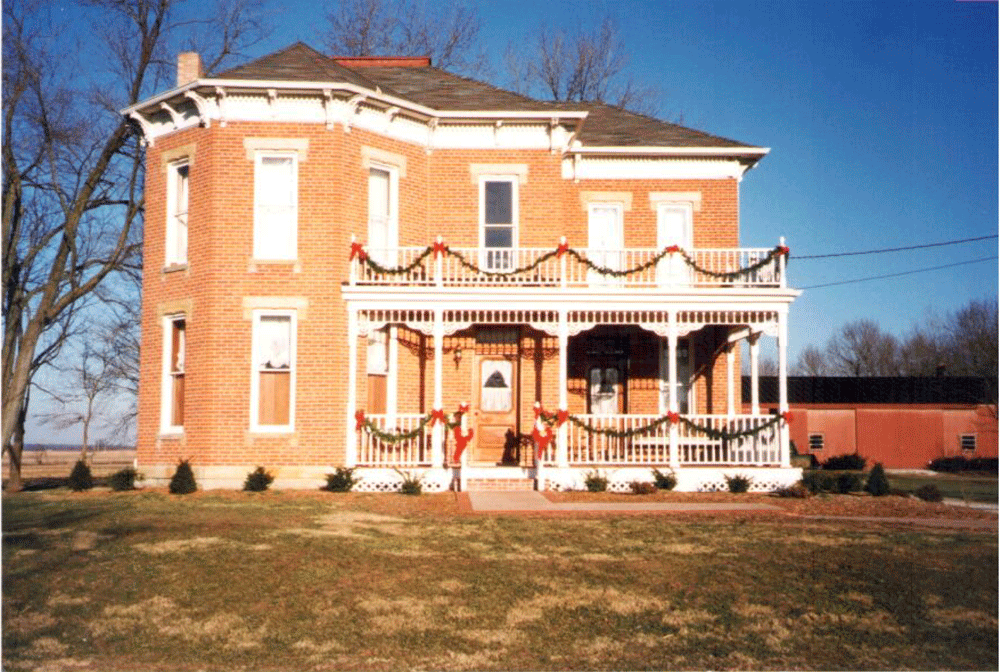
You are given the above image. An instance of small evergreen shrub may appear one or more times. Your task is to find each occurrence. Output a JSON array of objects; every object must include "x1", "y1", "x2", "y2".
[
  {"x1": 168, "y1": 459, "x2": 197, "y2": 494},
  {"x1": 629, "y1": 481, "x2": 656, "y2": 495},
  {"x1": 914, "y1": 484, "x2": 943, "y2": 502},
  {"x1": 109, "y1": 467, "x2": 138, "y2": 492},
  {"x1": 584, "y1": 470, "x2": 608, "y2": 492},
  {"x1": 651, "y1": 468, "x2": 677, "y2": 491},
  {"x1": 822, "y1": 452, "x2": 867, "y2": 471},
  {"x1": 774, "y1": 483, "x2": 810, "y2": 498},
  {"x1": 968, "y1": 457, "x2": 998, "y2": 473},
  {"x1": 397, "y1": 470, "x2": 422, "y2": 496},
  {"x1": 725, "y1": 474, "x2": 753, "y2": 493},
  {"x1": 68, "y1": 460, "x2": 93, "y2": 491},
  {"x1": 243, "y1": 466, "x2": 274, "y2": 492},
  {"x1": 863, "y1": 463, "x2": 890, "y2": 497},
  {"x1": 802, "y1": 470, "x2": 834, "y2": 494},
  {"x1": 324, "y1": 467, "x2": 359, "y2": 492},
  {"x1": 928, "y1": 456, "x2": 998, "y2": 473},
  {"x1": 835, "y1": 472, "x2": 863, "y2": 494}
]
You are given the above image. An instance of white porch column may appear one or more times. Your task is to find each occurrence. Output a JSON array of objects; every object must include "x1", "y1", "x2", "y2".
[
  {"x1": 345, "y1": 307, "x2": 359, "y2": 467},
  {"x1": 667, "y1": 313, "x2": 679, "y2": 469},
  {"x1": 777, "y1": 310, "x2": 791, "y2": 467},
  {"x1": 432, "y1": 307, "x2": 444, "y2": 467},
  {"x1": 749, "y1": 332, "x2": 760, "y2": 415},
  {"x1": 557, "y1": 309, "x2": 569, "y2": 467},
  {"x1": 726, "y1": 343, "x2": 736, "y2": 418}
]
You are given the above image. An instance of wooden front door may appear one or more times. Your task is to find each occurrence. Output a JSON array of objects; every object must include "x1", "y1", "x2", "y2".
[{"x1": 473, "y1": 356, "x2": 520, "y2": 464}]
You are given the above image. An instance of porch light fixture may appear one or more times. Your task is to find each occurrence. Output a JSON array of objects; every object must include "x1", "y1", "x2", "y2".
[{"x1": 453, "y1": 346, "x2": 463, "y2": 366}]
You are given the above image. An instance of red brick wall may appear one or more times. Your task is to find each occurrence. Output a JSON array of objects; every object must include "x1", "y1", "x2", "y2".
[{"x1": 137, "y1": 120, "x2": 743, "y2": 470}]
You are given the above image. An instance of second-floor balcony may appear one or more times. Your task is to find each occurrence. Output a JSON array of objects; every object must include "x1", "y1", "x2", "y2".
[{"x1": 349, "y1": 238, "x2": 789, "y2": 291}]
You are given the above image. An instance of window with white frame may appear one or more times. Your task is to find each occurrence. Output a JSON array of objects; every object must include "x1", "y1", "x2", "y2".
[
  {"x1": 659, "y1": 338, "x2": 692, "y2": 414},
  {"x1": 251, "y1": 311, "x2": 296, "y2": 430},
  {"x1": 480, "y1": 177, "x2": 517, "y2": 271},
  {"x1": 161, "y1": 315, "x2": 186, "y2": 432},
  {"x1": 367, "y1": 167, "x2": 398, "y2": 266},
  {"x1": 960, "y1": 434, "x2": 976, "y2": 453},
  {"x1": 366, "y1": 327, "x2": 389, "y2": 414},
  {"x1": 253, "y1": 153, "x2": 298, "y2": 260},
  {"x1": 165, "y1": 161, "x2": 189, "y2": 266},
  {"x1": 808, "y1": 434, "x2": 824, "y2": 452}
]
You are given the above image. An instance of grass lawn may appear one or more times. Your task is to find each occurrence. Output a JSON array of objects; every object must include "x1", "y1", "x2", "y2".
[
  {"x1": 3, "y1": 490, "x2": 997, "y2": 671},
  {"x1": 888, "y1": 472, "x2": 998, "y2": 503}
]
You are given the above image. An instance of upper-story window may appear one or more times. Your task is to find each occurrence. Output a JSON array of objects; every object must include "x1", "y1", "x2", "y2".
[
  {"x1": 161, "y1": 315, "x2": 186, "y2": 433},
  {"x1": 254, "y1": 153, "x2": 298, "y2": 260},
  {"x1": 479, "y1": 176, "x2": 518, "y2": 271},
  {"x1": 165, "y1": 161, "x2": 189, "y2": 266},
  {"x1": 656, "y1": 202, "x2": 693, "y2": 286},
  {"x1": 368, "y1": 166, "x2": 398, "y2": 266}
]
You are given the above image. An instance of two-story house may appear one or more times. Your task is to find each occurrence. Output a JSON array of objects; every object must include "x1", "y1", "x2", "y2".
[{"x1": 124, "y1": 43, "x2": 801, "y2": 491}]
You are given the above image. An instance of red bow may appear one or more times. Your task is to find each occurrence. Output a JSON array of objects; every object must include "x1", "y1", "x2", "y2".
[
  {"x1": 350, "y1": 241, "x2": 367, "y2": 261},
  {"x1": 452, "y1": 425, "x2": 474, "y2": 462},
  {"x1": 556, "y1": 241, "x2": 569, "y2": 257},
  {"x1": 354, "y1": 410, "x2": 366, "y2": 431},
  {"x1": 666, "y1": 245, "x2": 680, "y2": 254},
  {"x1": 532, "y1": 425, "x2": 554, "y2": 460},
  {"x1": 533, "y1": 402, "x2": 543, "y2": 418},
  {"x1": 556, "y1": 409, "x2": 569, "y2": 426},
  {"x1": 668, "y1": 412, "x2": 680, "y2": 424},
  {"x1": 433, "y1": 240, "x2": 448, "y2": 258},
  {"x1": 781, "y1": 411, "x2": 793, "y2": 424},
  {"x1": 777, "y1": 246, "x2": 790, "y2": 256},
  {"x1": 430, "y1": 409, "x2": 447, "y2": 426}
]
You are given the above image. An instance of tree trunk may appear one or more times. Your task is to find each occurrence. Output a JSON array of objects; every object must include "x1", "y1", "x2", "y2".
[{"x1": 3, "y1": 321, "x2": 42, "y2": 492}]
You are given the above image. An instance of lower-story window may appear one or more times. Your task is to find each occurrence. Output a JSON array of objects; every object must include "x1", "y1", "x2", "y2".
[
  {"x1": 161, "y1": 315, "x2": 186, "y2": 433},
  {"x1": 251, "y1": 311, "x2": 296, "y2": 431}
]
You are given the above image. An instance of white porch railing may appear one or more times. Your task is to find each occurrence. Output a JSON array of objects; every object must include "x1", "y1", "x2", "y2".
[
  {"x1": 356, "y1": 414, "x2": 431, "y2": 466},
  {"x1": 352, "y1": 244, "x2": 784, "y2": 289},
  {"x1": 565, "y1": 413, "x2": 780, "y2": 466}
]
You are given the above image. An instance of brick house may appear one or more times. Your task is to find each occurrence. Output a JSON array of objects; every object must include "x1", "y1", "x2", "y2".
[{"x1": 124, "y1": 43, "x2": 802, "y2": 491}]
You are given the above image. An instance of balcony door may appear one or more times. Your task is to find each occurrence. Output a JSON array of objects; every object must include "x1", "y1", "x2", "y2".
[
  {"x1": 368, "y1": 167, "x2": 397, "y2": 266},
  {"x1": 480, "y1": 177, "x2": 517, "y2": 272},
  {"x1": 587, "y1": 203, "x2": 624, "y2": 288},
  {"x1": 656, "y1": 202, "x2": 693, "y2": 287}
]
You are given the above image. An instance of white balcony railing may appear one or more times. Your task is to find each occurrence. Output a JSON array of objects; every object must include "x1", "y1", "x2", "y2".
[
  {"x1": 350, "y1": 243, "x2": 786, "y2": 289},
  {"x1": 357, "y1": 414, "x2": 432, "y2": 467}
]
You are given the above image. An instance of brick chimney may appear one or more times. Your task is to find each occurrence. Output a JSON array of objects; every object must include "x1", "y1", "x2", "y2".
[{"x1": 177, "y1": 52, "x2": 203, "y2": 87}]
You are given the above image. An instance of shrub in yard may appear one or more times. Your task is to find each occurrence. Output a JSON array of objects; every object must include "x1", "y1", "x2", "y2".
[
  {"x1": 928, "y1": 456, "x2": 966, "y2": 473},
  {"x1": 835, "y1": 472, "x2": 863, "y2": 494},
  {"x1": 914, "y1": 484, "x2": 943, "y2": 503},
  {"x1": 822, "y1": 452, "x2": 867, "y2": 471},
  {"x1": 863, "y1": 463, "x2": 890, "y2": 497},
  {"x1": 725, "y1": 474, "x2": 753, "y2": 493},
  {"x1": 774, "y1": 483, "x2": 810, "y2": 498},
  {"x1": 584, "y1": 470, "x2": 608, "y2": 492},
  {"x1": 324, "y1": 467, "x2": 359, "y2": 492},
  {"x1": 109, "y1": 467, "x2": 138, "y2": 492},
  {"x1": 397, "y1": 471, "x2": 422, "y2": 496},
  {"x1": 967, "y1": 457, "x2": 998, "y2": 473},
  {"x1": 651, "y1": 468, "x2": 677, "y2": 491},
  {"x1": 629, "y1": 481, "x2": 656, "y2": 495},
  {"x1": 68, "y1": 460, "x2": 93, "y2": 491},
  {"x1": 168, "y1": 459, "x2": 197, "y2": 494},
  {"x1": 243, "y1": 466, "x2": 274, "y2": 492},
  {"x1": 802, "y1": 470, "x2": 834, "y2": 494}
]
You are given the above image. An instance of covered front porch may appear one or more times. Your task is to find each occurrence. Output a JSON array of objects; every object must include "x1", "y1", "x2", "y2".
[{"x1": 343, "y1": 300, "x2": 799, "y2": 492}]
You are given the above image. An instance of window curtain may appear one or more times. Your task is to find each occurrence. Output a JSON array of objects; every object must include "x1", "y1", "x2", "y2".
[
  {"x1": 480, "y1": 360, "x2": 512, "y2": 412},
  {"x1": 257, "y1": 316, "x2": 291, "y2": 370}
]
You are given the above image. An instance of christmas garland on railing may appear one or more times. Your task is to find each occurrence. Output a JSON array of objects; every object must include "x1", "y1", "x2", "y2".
[
  {"x1": 354, "y1": 408, "x2": 463, "y2": 443},
  {"x1": 351, "y1": 238, "x2": 789, "y2": 281},
  {"x1": 536, "y1": 407, "x2": 791, "y2": 442}
]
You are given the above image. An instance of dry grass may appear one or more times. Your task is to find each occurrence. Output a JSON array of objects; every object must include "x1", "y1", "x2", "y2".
[{"x1": 3, "y1": 489, "x2": 997, "y2": 671}]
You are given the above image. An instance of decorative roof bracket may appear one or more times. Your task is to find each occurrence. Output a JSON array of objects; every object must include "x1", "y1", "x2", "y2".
[
  {"x1": 184, "y1": 90, "x2": 212, "y2": 128},
  {"x1": 127, "y1": 111, "x2": 155, "y2": 147},
  {"x1": 214, "y1": 87, "x2": 228, "y2": 127},
  {"x1": 323, "y1": 89, "x2": 335, "y2": 130},
  {"x1": 159, "y1": 101, "x2": 183, "y2": 130},
  {"x1": 343, "y1": 93, "x2": 366, "y2": 133}
]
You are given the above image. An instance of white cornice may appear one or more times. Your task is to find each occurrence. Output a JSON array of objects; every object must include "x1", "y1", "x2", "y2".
[{"x1": 569, "y1": 146, "x2": 769, "y2": 157}]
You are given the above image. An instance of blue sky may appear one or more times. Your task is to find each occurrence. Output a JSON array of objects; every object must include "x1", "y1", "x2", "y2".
[{"x1": 27, "y1": 0, "x2": 998, "y2": 443}]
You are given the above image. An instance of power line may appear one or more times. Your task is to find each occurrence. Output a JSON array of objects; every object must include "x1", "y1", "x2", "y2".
[
  {"x1": 800, "y1": 256, "x2": 997, "y2": 289},
  {"x1": 795, "y1": 234, "x2": 998, "y2": 259}
]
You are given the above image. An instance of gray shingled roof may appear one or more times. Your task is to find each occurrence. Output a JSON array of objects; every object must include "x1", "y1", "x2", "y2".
[
  {"x1": 744, "y1": 376, "x2": 997, "y2": 405},
  {"x1": 214, "y1": 42, "x2": 758, "y2": 150}
]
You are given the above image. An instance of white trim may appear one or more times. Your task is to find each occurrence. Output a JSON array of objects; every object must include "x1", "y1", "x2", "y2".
[
  {"x1": 243, "y1": 137, "x2": 309, "y2": 162},
  {"x1": 253, "y1": 151, "x2": 298, "y2": 261},
  {"x1": 249, "y1": 309, "x2": 297, "y2": 433},
  {"x1": 160, "y1": 314, "x2": 186, "y2": 435},
  {"x1": 659, "y1": 337, "x2": 693, "y2": 415},
  {"x1": 649, "y1": 191, "x2": 702, "y2": 212},
  {"x1": 580, "y1": 191, "x2": 633, "y2": 211},
  {"x1": 367, "y1": 163, "x2": 399, "y2": 267},
  {"x1": 570, "y1": 146, "x2": 769, "y2": 157},
  {"x1": 564, "y1": 156, "x2": 750, "y2": 181},
  {"x1": 469, "y1": 164, "x2": 528, "y2": 184},
  {"x1": 361, "y1": 146, "x2": 407, "y2": 178}
]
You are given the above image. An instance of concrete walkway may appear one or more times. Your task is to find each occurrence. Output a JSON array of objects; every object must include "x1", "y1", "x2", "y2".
[{"x1": 467, "y1": 491, "x2": 782, "y2": 513}]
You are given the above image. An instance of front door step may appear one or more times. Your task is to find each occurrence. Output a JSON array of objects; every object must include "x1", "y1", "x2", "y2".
[{"x1": 464, "y1": 478, "x2": 536, "y2": 492}]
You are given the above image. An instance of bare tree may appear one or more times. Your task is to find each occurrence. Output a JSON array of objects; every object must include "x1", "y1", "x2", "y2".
[
  {"x1": 37, "y1": 341, "x2": 117, "y2": 462},
  {"x1": 323, "y1": 0, "x2": 487, "y2": 75},
  {"x1": 794, "y1": 345, "x2": 829, "y2": 376},
  {"x1": 504, "y1": 16, "x2": 661, "y2": 115},
  {"x1": 2, "y1": 0, "x2": 262, "y2": 491},
  {"x1": 825, "y1": 319, "x2": 900, "y2": 377}
]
